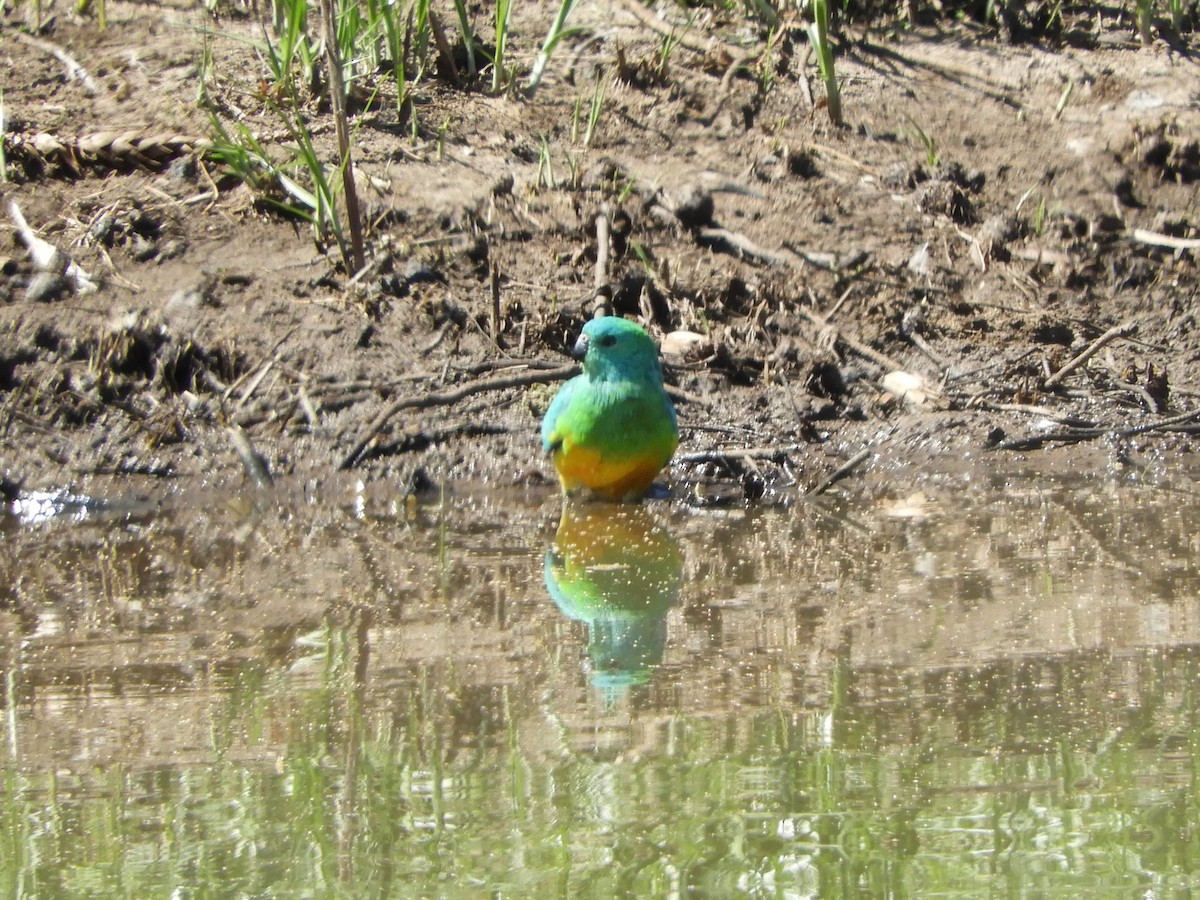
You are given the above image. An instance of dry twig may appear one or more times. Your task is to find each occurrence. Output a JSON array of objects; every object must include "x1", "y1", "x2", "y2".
[
  {"x1": 1043, "y1": 322, "x2": 1137, "y2": 389},
  {"x1": 698, "y1": 227, "x2": 790, "y2": 266},
  {"x1": 991, "y1": 407, "x2": 1200, "y2": 451},
  {"x1": 228, "y1": 425, "x2": 274, "y2": 489},
  {"x1": 1130, "y1": 228, "x2": 1200, "y2": 251},
  {"x1": 677, "y1": 445, "x2": 805, "y2": 464},
  {"x1": 338, "y1": 365, "x2": 576, "y2": 469},
  {"x1": 809, "y1": 447, "x2": 872, "y2": 496}
]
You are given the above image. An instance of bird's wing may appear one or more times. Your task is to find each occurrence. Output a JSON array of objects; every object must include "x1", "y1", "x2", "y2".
[{"x1": 541, "y1": 377, "x2": 579, "y2": 453}]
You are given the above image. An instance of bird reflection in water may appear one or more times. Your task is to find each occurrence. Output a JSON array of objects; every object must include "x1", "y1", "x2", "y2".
[{"x1": 544, "y1": 503, "x2": 683, "y2": 701}]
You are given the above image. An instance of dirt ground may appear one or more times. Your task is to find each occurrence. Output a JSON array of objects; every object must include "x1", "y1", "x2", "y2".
[{"x1": 2, "y1": 0, "x2": 1199, "y2": 506}]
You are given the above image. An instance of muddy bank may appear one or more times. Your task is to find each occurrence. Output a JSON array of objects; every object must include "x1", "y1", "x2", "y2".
[{"x1": 2, "y1": 2, "x2": 1198, "y2": 503}]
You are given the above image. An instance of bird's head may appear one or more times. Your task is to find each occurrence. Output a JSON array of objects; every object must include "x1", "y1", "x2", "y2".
[{"x1": 573, "y1": 317, "x2": 662, "y2": 382}]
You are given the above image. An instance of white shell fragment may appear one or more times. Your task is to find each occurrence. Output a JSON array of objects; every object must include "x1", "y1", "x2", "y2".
[
  {"x1": 660, "y1": 330, "x2": 714, "y2": 362},
  {"x1": 881, "y1": 371, "x2": 933, "y2": 408}
]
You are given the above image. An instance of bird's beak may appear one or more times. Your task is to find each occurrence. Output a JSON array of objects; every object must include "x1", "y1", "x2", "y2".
[{"x1": 571, "y1": 333, "x2": 589, "y2": 360}]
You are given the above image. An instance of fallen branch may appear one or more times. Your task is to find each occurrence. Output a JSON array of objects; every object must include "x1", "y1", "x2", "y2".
[
  {"x1": 1043, "y1": 321, "x2": 1136, "y2": 389},
  {"x1": 809, "y1": 447, "x2": 872, "y2": 496},
  {"x1": 338, "y1": 364, "x2": 576, "y2": 470},
  {"x1": 991, "y1": 407, "x2": 1200, "y2": 452},
  {"x1": 697, "y1": 227, "x2": 791, "y2": 266},
  {"x1": 677, "y1": 444, "x2": 805, "y2": 465},
  {"x1": 1131, "y1": 228, "x2": 1200, "y2": 251}
]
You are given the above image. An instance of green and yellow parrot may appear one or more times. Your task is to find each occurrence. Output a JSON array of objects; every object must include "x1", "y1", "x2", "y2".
[{"x1": 541, "y1": 317, "x2": 679, "y2": 501}]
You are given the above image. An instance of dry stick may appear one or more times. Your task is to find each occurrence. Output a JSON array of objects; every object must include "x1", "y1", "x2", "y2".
[
  {"x1": 677, "y1": 445, "x2": 805, "y2": 464},
  {"x1": 806, "y1": 142, "x2": 881, "y2": 179},
  {"x1": 784, "y1": 243, "x2": 869, "y2": 272},
  {"x1": 594, "y1": 209, "x2": 611, "y2": 290},
  {"x1": 976, "y1": 400, "x2": 1097, "y2": 427},
  {"x1": 426, "y1": 10, "x2": 462, "y2": 87},
  {"x1": 1012, "y1": 246, "x2": 1075, "y2": 267},
  {"x1": 666, "y1": 384, "x2": 710, "y2": 407},
  {"x1": 808, "y1": 447, "x2": 872, "y2": 496},
  {"x1": 591, "y1": 208, "x2": 613, "y2": 318},
  {"x1": 490, "y1": 263, "x2": 502, "y2": 347},
  {"x1": 698, "y1": 227, "x2": 791, "y2": 266},
  {"x1": 992, "y1": 407, "x2": 1200, "y2": 452},
  {"x1": 1121, "y1": 407, "x2": 1200, "y2": 437},
  {"x1": 1043, "y1": 322, "x2": 1137, "y2": 389},
  {"x1": 318, "y1": 0, "x2": 366, "y2": 273},
  {"x1": 947, "y1": 348, "x2": 1037, "y2": 384},
  {"x1": 990, "y1": 429, "x2": 1104, "y2": 451},
  {"x1": 10, "y1": 201, "x2": 97, "y2": 293},
  {"x1": 822, "y1": 285, "x2": 856, "y2": 321},
  {"x1": 298, "y1": 385, "x2": 319, "y2": 427},
  {"x1": 228, "y1": 425, "x2": 274, "y2": 489},
  {"x1": 1131, "y1": 228, "x2": 1200, "y2": 251},
  {"x1": 904, "y1": 329, "x2": 948, "y2": 372},
  {"x1": 232, "y1": 359, "x2": 276, "y2": 410},
  {"x1": 338, "y1": 365, "x2": 577, "y2": 470},
  {"x1": 1107, "y1": 375, "x2": 1162, "y2": 414},
  {"x1": 224, "y1": 327, "x2": 298, "y2": 404}
]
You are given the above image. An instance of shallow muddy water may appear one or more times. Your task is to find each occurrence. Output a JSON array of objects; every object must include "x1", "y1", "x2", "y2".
[{"x1": 4, "y1": 472, "x2": 1200, "y2": 896}]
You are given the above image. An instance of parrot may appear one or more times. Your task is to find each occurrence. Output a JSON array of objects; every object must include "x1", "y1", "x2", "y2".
[{"x1": 541, "y1": 317, "x2": 679, "y2": 502}]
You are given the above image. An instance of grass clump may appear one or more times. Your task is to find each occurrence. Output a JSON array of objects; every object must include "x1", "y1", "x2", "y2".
[
  {"x1": 804, "y1": 0, "x2": 843, "y2": 126},
  {"x1": 527, "y1": 0, "x2": 584, "y2": 93},
  {"x1": 491, "y1": 0, "x2": 514, "y2": 92}
]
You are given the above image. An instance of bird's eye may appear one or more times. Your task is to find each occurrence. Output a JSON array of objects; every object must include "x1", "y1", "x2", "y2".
[{"x1": 598, "y1": 334, "x2": 617, "y2": 348}]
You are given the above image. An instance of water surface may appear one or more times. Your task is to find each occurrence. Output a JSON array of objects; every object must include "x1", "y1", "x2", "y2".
[{"x1": 3, "y1": 473, "x2": 1200, "y2": 896}]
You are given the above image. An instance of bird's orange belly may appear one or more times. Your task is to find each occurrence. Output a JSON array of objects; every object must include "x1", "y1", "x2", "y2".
[{"x1": 554, "y1": 445, "x2": 668, "y2": 501}]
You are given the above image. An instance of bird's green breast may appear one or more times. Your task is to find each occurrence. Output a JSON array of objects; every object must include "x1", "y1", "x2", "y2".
[
  {"x1": 546, "y1": 378, "x2": 677, "y2": 500},
  {"x1": 557, "y1": 379, "x2": 677, "y2": 459}
]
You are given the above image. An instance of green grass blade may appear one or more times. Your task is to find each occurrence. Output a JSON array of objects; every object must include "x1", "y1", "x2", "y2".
[
  {"x1": 492, "y1": 0, "x2": 512, "y2": 93},
  {"x1": 451, "y1": 0, "x2": 477, "y2": 76},
  {"x1": 527, "y1": 0, "x2": 579, "y2": 92}
]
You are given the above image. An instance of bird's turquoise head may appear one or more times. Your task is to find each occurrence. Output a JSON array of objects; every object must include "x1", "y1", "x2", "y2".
[{"x1": 574, "y1": 317, "x2": 663, "y2": 383}]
